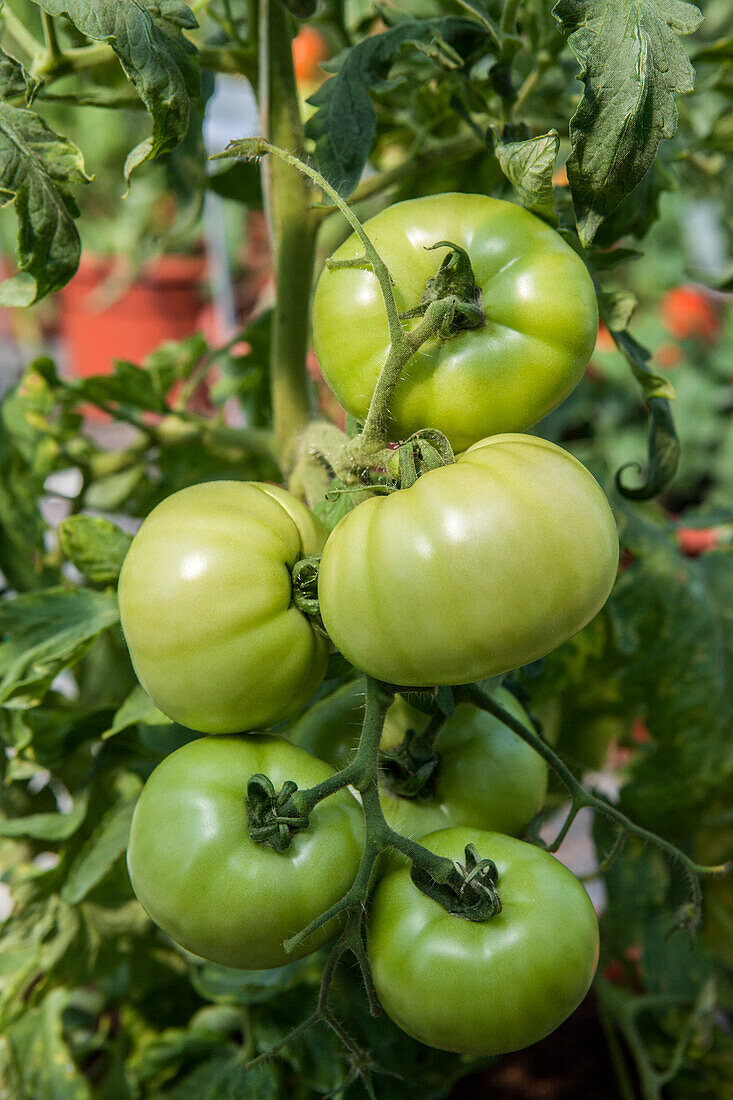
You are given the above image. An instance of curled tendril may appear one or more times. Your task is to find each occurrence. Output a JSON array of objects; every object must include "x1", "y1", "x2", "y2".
[{"x1": 615, "y1": 396, "x2": 680, "y2": 501}]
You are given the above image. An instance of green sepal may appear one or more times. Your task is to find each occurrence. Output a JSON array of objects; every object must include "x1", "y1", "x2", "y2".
[
  {"x1": 411, "y1": 844, "x2": 502, "y2": 922},
  {"x1": 246, "y1": 774, "x2": 310, "y2": 852}
]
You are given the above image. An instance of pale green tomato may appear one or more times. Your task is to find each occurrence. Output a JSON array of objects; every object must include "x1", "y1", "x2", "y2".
[
  {"x1": 318, "y1": 434, "x2": 619, "y2": 686},
  {"x1": 118, "y1": 481, "x2": 328, "y2": 733},
  {"x1": 312, "y1": 194, "x2": 598, "y2": 451}
]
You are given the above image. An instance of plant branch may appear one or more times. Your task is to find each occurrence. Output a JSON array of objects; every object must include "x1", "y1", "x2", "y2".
[
  {"x1": 41, "y1": 11, "x2": 62, "y2": 61},
  {"x1": 1, "y1": 7, "x2": 44, "y2": 58},
  {"x1": 258, "y1": 1, "x2": 318, "y2": 470},
  {"x1": 458, "y1": 684, "x2": 730, "y2": 889}
]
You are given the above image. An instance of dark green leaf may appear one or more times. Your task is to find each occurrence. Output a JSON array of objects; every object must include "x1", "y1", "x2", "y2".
[
  {"x1": 492, "y1": 127, "x2": 559, "y2": 222},
  {"x1": 207, "y1": 161, "x2": 263, "y2": 207},
  {"x1": 276, "y1": 0, "x2": 316, "y2": 18},
  {"x1": 168, "y1": 1057, "x2": 279, "y2": 1100},
  {"x1": 4, "y1": 989, "x2": 91, "y2": 1099},
  {"x1": 554, "y1": 0, "x2": 703, "y2": 244},
  {"x1": 615, "y1": 396, "x2": 680, "y2": 500},
  {"x1": 0, "y1": 587, "x2": 119, "y2": 707},
  {"x1": 61, "y1": 798, "x2": 137, "y2": 903},
  {"x1": 0, "y1": 791, "x2": 88, "y2": 840},
  {"x1": 0, "y1": 46, "x2": 40, "y2": 104},
  {"x1": 0, "y1": 104, "x2": 90, "y2": 305},
  {"x1": 58, "y1": 516, "x2": 132, "y2": 587},
  {"x1": 35, "y1": 0, "x2": 199, "y2": 183},
  {"x1": 306, "y1": 18, "x2": 491, "y2": 195},
  {"x1": 102, "y1": 684, "x2": 171, "y2": 740}
]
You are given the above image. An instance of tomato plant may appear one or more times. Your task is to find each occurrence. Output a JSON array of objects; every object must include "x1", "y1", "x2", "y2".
[
  {"x1": 319, "y1": 434, "x2": 619, "y2": 685},
  {"x1": 118, "y1": 480, "x2": 328, "y2": 733},
  {"x1": 367, "y1": 828, "x2": 599, "y2": 1055},
  {"x1": 127, "y1": 734, "x2": 363, "y2": 969},
  {"x1": 291, "y1": 683, "x2": 547, "y2": 837},
  {"x1": 313, "y1": 194, "x2": 598, "y2": 452},
  {"x1": 0, "y1": 1, "x2": 730, "y2": 1097}
]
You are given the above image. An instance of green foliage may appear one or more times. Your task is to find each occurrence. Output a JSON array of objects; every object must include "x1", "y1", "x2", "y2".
[{"x1": 554, "y1": 0, "x2": 703, "y2": 244}]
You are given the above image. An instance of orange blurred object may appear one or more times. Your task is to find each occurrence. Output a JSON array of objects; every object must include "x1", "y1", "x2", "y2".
[
  {"x1": 59, "y1": 254, "x2": 208, "y2": 381},
  {"x1": 676, "y1": 527, "x2": 721, "y2": 556},
  {"x1": 292, "y1": 26, "x2": 329, "y2": 83},
  {"x1": 660, "y1": 285, "x2": 722, "y2": 343}
]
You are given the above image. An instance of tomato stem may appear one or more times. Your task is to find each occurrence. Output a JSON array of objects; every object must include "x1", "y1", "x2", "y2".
[
  {"x1": 259, "y1": 0, "x2": 319, "y2": 471},
  {"x1": 458, "y1": 683, "x2": 731, "y2": 926}
]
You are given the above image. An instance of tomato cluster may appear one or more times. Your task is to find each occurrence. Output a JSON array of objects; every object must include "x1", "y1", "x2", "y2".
[{"x1": 121, "y1": 195, "x2": 615, "y2": 1060}]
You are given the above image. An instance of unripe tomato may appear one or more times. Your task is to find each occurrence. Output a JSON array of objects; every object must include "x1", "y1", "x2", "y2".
[
  {"x1": 367, "y1": 827, "x2": 599, "y2": 1055},
  {"x1": 127, "y1": 735, "x2": 363, "y2": 969},
  {"x1": 118, "y1": 481, "x2": 328, "y2": 733},
  {"x1": 290, "y1": 682, "x2": 547, "y2": 837},
  {"x1": 312, "y1": 194, "x2": 598, "y2": 451},
  {"x1": 318, "y1": 435, "x2": 619, "y2": 686}
]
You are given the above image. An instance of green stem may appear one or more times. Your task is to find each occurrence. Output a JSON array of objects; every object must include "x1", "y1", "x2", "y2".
[
  {"x1": 355, "y1": 298, "x2": 458, "y2": 449},
  {"x1": 225, "y1": 140, "x2": 405, "y2": 356},
  {"x1": 260, "y1": 0, "x2": 318, "y2": 470},
  {"x1": 458, "y1": 684, "x2": 729, "y2": 883},
  {"x1": 500, "y1": 0, "x2": 521, "y2": 36},
  {"x1": 511, "y1": 52, "x2": 551, "y2": 117},
  {"x1": 41, "y1": 11, "x2": 62, "y2": 61},
  {"x1": 2, "y1": 6, "x2": 44, "y2": 58}
]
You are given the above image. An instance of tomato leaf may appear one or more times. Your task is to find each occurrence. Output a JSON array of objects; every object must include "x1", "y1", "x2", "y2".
[
  {"x1": 61, "y1": 798, "x2": 137, "y2": 904},
  {"x1": 3, "y1": 989, "x2": 92, "y2": 1099},
  {"x1": 102, "y1": 684, "x2": 171, "y2": 741},
  {"x1": 34, "y1": 0, "x2": 199, "y2": 184},
  {"x1": 0, "y1": 791, "x2": 88, "y2": 840},
  {"x1": 306, "y1": 18, "x2": 491, "y2": 195},
  {"x1": 0, "y1": 46, "x2": 40, "y2": 105},
  {"x1": 491, "y1": 128, "x2": 559, "y2": 223},
  {"x1": 0, "y1": 104, "x2": 90, "y2": 306},
  {"x1": 554, "y1": 0, "x2": 703, "y2": 245},
  {"x1": 59, "y1": 516, "x2": 133, "y2": 587},
  {"x1": 0, "y1": 588, "x2": 119, "y2": 707}
]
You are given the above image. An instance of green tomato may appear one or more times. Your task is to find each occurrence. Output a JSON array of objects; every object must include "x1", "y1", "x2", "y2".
[
  {"x1": 290, "y1": 683, "x2": 547, "y2": 837},
  {"x1": 318, "y1": 434, "x2": 619, "y2": 686},
  {"x1": 367, "y1": 827, "x2": 599, "y2": 1055},
  {"x1": 557, "y1": 712, "x2": 625, "y2": 771},
  {"x1": 312, "y1": 194, "x2": 598, "y2": 452},
  {"x1": 127, "y1": 735, "x2": 363, "y2": 969},
  {"x1": 118, "y1": 481, "x2": 328, "y2": 733}
]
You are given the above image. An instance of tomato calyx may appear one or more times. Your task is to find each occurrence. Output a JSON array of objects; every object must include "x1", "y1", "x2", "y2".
[
  {"x1": 411, "y1": 843, "x2": 502, "y2": 922},
  {"x1": 392, "y1": 429, "x2": 455, "y2": 489},
  {"x1": 246, "y1": 773, "x2": 310, "y2": 852},
  {"x1": 291, "y1": 555, "x2": 327, "y2": 632},
  {"x1": 379, "y1": 726, "x2": 440, "y2": 798},
  {"x1": 399, "y1": 241, "x2": 485, "y2": 337}
]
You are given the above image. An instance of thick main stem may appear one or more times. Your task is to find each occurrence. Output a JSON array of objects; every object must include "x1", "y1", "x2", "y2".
[{"x1": 260, "y1": 0, "x2": 318, "y2": 471}]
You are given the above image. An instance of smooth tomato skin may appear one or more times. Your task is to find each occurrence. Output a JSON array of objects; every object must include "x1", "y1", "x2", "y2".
[
  {"x1": 367, "y1": 828, "x2": 599, "y2": 1055},
  {"x1": 318, "y1": 435, "x2": 619, "y2": 686},
  {"x1": 127, "y1": 735, "x2": 363, "y2": 969},
  {"x1": 290, "y1": 683, "x2": 547, "y2": 837},
  {"x1": 118, "y1": 481, "x2": 328, "y2": 733},
  {"x1": 312, "y1": 194, "x2": 598, "y2": 451}
]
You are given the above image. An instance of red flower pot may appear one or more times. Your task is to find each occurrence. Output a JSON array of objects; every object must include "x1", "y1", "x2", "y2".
[{"x1": 59, "y1": 253, "x2": 208, "y2": 381}]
